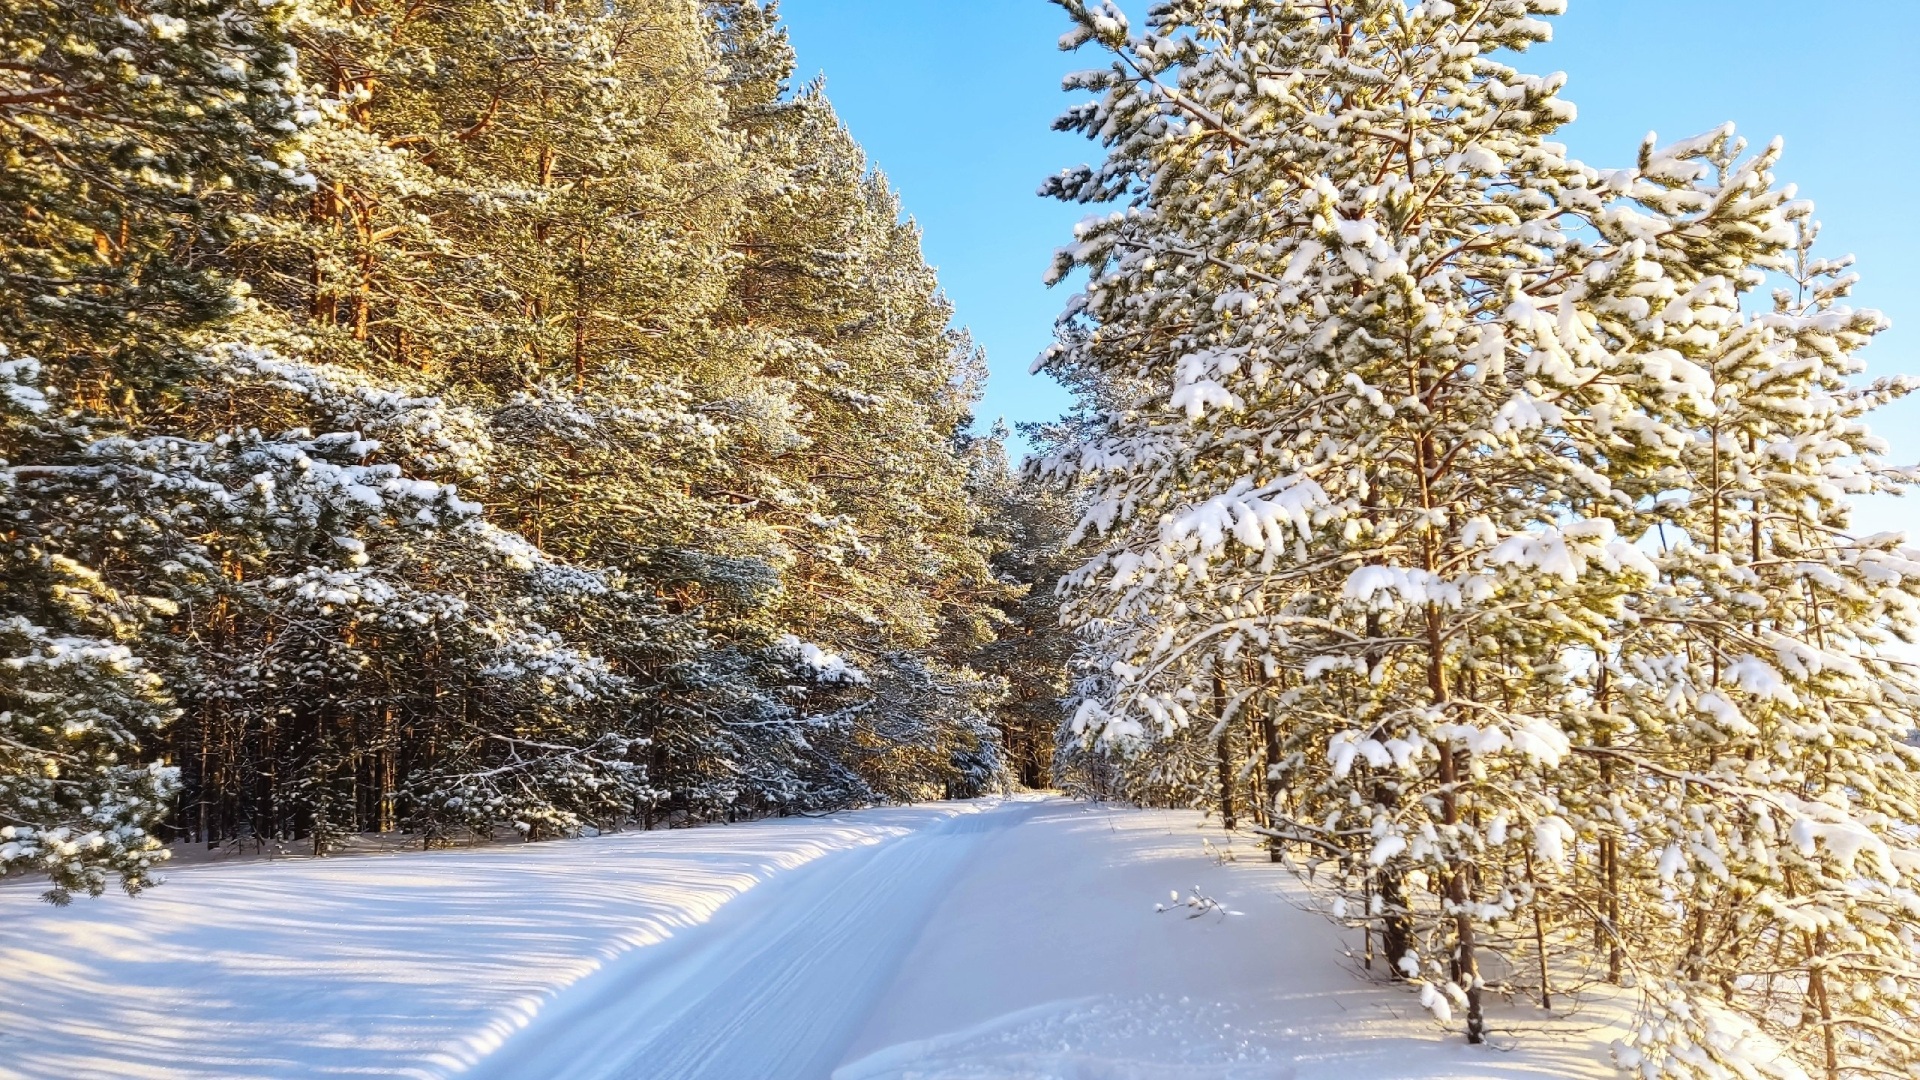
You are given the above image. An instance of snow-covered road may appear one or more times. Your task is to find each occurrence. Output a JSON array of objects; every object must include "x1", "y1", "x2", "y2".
[
  {"x1": 469, "y1": 799, "x2": 1045, "y2": 1080},
  {"x1": 0, "y1": 797, "x2": 1621, "y2": 1079}
]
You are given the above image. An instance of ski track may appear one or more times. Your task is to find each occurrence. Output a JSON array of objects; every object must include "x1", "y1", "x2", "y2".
[{"x1": 470, "y1": 800, "x2": 1041, "y2": 1080}]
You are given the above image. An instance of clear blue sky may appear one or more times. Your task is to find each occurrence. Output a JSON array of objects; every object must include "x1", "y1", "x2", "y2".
[{"x1": 778, "y1": 0, "x2": 1919, "y2": 533}]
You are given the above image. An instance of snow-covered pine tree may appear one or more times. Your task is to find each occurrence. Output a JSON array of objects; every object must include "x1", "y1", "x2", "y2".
[
  {"x1": 0, "y1": 355, "x2": 180, "y2": 902},
  {"x1": 7, "y1": 333, "x2": 641, "y2": 849},
  {"x1": 702, "y1": 6, "x2": 1018, "y2": 804},
  {"x1": 973, "y1": 420, "x2": 1081, "y2": 789},
  {"x1": 1036, "y1": 1, "x2": 1920, "y2": 1069},
  {"x1": 1040, "y1": 0, "x2": 1605, "y2": 1036},
  {"x1": 1, "y1": 0, "x2": 301, "y2": 897},
  {"x1": 195, "y1": 0, "x2": 768, "y2": 831},
  {"x1": 0, "y1": 0, "x2": 302, "y2": 380},
  {"x1": 1566, "y1": 131, "x2": 1920, "y2": 1080}
]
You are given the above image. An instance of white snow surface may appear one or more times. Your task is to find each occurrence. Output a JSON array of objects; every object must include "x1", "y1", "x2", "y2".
[{"x1": 0, "y1": 797, "x2": 1624, "y2": 1079}]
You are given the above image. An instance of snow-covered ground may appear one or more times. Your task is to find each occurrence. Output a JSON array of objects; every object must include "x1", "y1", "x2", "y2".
[{"x1": 0, "y1": 797, "x2": 1626, "y2": 1079}]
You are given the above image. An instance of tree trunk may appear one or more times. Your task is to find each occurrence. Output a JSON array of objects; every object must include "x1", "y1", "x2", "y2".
[
  {"x1": 1212, "y1": 668, "x2": 1235, "y2": 830},
  {"x1": 1525, "y1": 846, "x2": 1552, "y2": 1009},
  {"x1": 1260, "y1": 691, "x2": 1282, "y2": 861},
  {"x1": 1808, "y1": 930, "x2": 1839, "y2": 1080},
  {"x1": 572, "y1": 234, "x2": 589, "y2": 390},
  {"x1": 1377, "y1": 855, "x2": 1414, "y2": 978},
  {"x1": 1428, "y1": 606, "x2": 1485, "y2": 1044},
  {"x1": 1595, "y1": 661, "x2": 1625, "y2": 983}
]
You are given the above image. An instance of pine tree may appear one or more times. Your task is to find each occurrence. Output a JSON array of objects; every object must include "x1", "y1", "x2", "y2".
[
  {"x1": 2, "y1": 0, "x2": 300, "y2": 898},
  {"x1": 0, "y1": 355, "x2": 179, "y2": 902},
  {"x1": 1576, "y1": 134, "x2": 1920, "y2": 1080},
  {"x1": 975, "y1": 421, "x2": 1078, "y2": 789},
  {"x1": 0, "y1": 0, "x2": 302, "y2": 383},
  {"x1": 703, "y1": 8, "x2": 1017, "y2": 803},
  {"x1": 1038, "y1": 1, "x2": 1920, "y2": 1072}
]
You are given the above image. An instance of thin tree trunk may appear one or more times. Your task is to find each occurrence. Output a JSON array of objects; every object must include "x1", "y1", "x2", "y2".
[
  {"x1": 1525, "y1": 846, "x2": 1552, "y2": 1009},
  {"x1": 198, "y1": 703, "x2": 211, "y2": 845},
  {"x1": 1429, "y1": 605, "x2": 1485, "y2": 1043},
  {"x1": 573, "y1": 234, "x2": 589, "y2": 390},
  {"x1": 1809, "y1": 930, "x2": 1839, "y2": 1080},
  {"x1": 1363, "y1": 871, "x2": 1374, "y2": 971},
  {"x1": 1213, "y1": 667, "x2": 1235, "y2": 830},
  {"x1": 379, "y1": 705, "x2": 397, "y2": 833},
  {"x1": 1251, "y1": 691, "x2": 1282, "y2": 860},
  {"x1": 1595, "y1": 661, "x2": 1625, "y2": 983},
  {"x1": 1377, "y1": 852, "x2": 1413, "y2": 978}
]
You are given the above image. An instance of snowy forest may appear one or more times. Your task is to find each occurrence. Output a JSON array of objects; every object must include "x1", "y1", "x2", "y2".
[
  {"x1": 6, "y1": 0, "x2": 1920, "y2": 1079},
  {"x1": 1033, "y1": 2, "x2": 1920, "y2": 1077},
  {"x1": 0, "y1": 0, "x2": 1067, "y2": 890}
]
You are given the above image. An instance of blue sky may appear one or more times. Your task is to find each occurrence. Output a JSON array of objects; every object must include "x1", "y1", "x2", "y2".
[{"x1": 777, "y1": 0, "x2": 1919, "y2": 531}]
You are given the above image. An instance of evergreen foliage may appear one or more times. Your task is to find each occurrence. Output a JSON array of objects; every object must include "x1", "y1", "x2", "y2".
[
  {"x1": 1, "y1": 0, "x2": 1039, "y2": 898},
  {"x1": 1038, "y1": 2, "x2": 1920, "y2": 1076}
]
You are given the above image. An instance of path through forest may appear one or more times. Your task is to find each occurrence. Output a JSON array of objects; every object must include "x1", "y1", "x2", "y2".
[{"x1": 0, "y1": 797, "x2": 1623, "y2": 1079}]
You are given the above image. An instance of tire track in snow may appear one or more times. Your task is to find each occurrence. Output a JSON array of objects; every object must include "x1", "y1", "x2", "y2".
[{"x1": 466, "y1": 799, "x2": 1040, "y2": 1080}]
